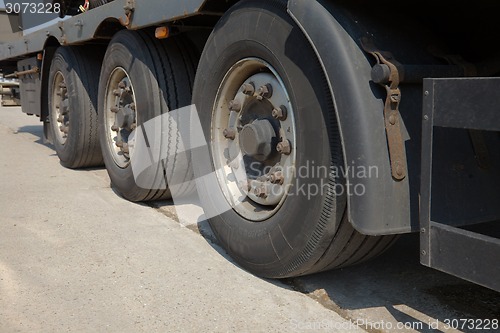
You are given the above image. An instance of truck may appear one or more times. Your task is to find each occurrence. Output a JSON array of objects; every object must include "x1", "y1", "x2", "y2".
[{"x1": 1, "y1": 0, "x2": 499, "y2": 291}]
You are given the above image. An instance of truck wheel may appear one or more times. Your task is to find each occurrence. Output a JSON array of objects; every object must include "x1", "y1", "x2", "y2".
[
  {"x1": 192, "y1": 0, "x2": 397, "y2": 278},
  {"x1": 98, "y1": 30, "x2": 197, "y2": 202},
  {"x1": 48, "y1": 46, "x2": 103, "y2": 169}
]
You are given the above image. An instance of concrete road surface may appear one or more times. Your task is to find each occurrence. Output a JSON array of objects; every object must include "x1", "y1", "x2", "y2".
[{"x1": 0, "y1": 104, "x2": 498, "y2": 333}]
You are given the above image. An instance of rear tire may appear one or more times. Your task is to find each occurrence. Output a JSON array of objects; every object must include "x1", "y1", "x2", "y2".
[
  {"x1": 192, "y1": 0, "x2": 397, "y2": 278},
  {"x1": 98, "y1": 30, "x2": 198, "y2": 202},
  {"x1": 48, "y1": 46, "x2": 103, "y2": 169}
]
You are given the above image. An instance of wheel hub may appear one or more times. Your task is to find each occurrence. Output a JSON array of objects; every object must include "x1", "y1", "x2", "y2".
[{"x1": 239, "y1": 119, "x2": 276, "y2": 161}]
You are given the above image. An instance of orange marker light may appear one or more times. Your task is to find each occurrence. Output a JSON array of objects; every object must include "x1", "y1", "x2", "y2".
[{"x1": 155, "y1": 26, "x2": 170, "y2": 39}]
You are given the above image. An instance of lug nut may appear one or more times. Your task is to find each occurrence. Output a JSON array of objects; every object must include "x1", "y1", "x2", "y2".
[
  {"x1": 111, "y1": 125, "x2": 119, "y2": 132},
  {"x1": 130, "y1": 123, "x2": 137, "y2": 131},
  {"x1": 130, "y1": 103, "x2": 136, "y2": 111},
  {"x1": 122, "y1": 143, "x2": 129, "y2": 154},
  {"x1": 55, "y1": 103, "x2": 60, "y2": 109},
  {"x1": 57, "y1": 115, "x2": 64, "y2": 123},
  {"x1": 272, "y1": 105, "x2": 288, "y2": 121},
  {"x1": 228, "y1": 100, "x2": 242, "y2": 112},
  {"x1": 256, "y1": 84, "x2": 273, "y2": 100},
  {"x1": 60, "y1": 125, "x2": 69, "y2": 134},
  {"x1": 59, "y1": 82, "x2": 66, "y2": 89},
  {"x1": 60, "y1": 104, "x2": 69, "y2": 115},
  {"x1": 241, "y1": 83, "x2": 255, "y2": 95},
  {"x1": 111, "y1": 107, "x2": 119, "y2": 113},
  {"x1": 228, "y1": 159, "x2": 239, "y2": 169},
  {"x1": 116, "y1": 141, "x2": 124, "y2": 148},
  {"x1": 223, "y1": 128, "x2": 237, "y2": 140},
  {"x1": 270, "y1": 171, "x2": 284, "y2": 185},
  {"x1": 277, "y1": 139, "x2": 292, "y2": 155},
  {"x1": 113, "y1": 89, "x2": 121, "y2": 96},
  {"x1": 118, "y1": 81, "x2": 127, "y2": 89},
  {"x1": 254, "y1": 186, "x2": 268, "y2": 199},
  {"x1": 238, "y1": 180, "x2": 250, "y2": 192}
]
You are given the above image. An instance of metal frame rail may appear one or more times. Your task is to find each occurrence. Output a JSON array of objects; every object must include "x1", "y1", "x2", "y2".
[{"x1": 420, "y1": 77, "x2": 500, "y2": 291}]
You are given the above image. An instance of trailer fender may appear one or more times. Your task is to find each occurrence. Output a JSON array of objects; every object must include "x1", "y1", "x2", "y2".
[{"x1": 287, "y1": 0, "x2": 412, "y2": 235}]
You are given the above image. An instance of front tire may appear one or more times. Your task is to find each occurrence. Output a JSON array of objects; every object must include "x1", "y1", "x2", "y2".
[{"x1": 192, "y1": 0, "x2": 396, "y2": 278}]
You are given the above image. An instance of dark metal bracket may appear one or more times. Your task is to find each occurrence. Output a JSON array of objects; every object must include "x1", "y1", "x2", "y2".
[
  {"x1": 119, "y1": 0, "x2": 135, "y2": 27},
  {"x1": 361, "y1": 38, "x2": 407, "y2": 180}
]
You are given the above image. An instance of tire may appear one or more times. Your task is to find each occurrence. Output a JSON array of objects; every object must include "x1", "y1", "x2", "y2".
[
  {"x1": 98, "y1": 30, "x2": 198, "y2": 202},
  {"x1": 192, "y1": 0, "x2": 397, "y2": 278},
  {"x1": 48, "y1": 46, "x2": 104, "y2": 169}
]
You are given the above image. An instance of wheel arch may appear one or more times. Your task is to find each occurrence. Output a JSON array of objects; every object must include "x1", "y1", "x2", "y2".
[{"x1": 93, "y1": 18, "x2": 125, "y2": 39}]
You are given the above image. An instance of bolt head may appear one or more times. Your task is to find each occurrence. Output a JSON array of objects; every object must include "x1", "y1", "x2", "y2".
[
  {"x1": 238, "y1": 181, "x2": 250, "y2": 192},
  {"x1": 390, "y1": 94, "x2": 400, "y2": 103},
  {"x1": 254, "y1": 186, "x2": 268, "y2": 199},
  {"x1": 272, "y1": 105, "x2": 288, "y2": 121},
  {"x1": 241, "y1": 83, "x2": 255, "y2": 95},
  {"x1": 270, "y1": 171, "x2": 284, "y2": 185},
  {"x1": 277, "y1": 140, "x2": 291, "y2": 155},
  {"x1": 395, "y1": 163, "x2": 404, "y2": 177},
  {"x1": 223, "y1": 128, "x2": 237, "y2": 140},
  {"x1": 256, "y1": 84, "x2": 273, "y2": 100},
  {"x1": 228, "y1": 100, "x2": 242, "y2": 112},
  {"x1": 229, "y1": 159, "x2": 239, "y2": 169},
  {"x1": 388, "y1": 114, "x2": 397, "y2": 125}
]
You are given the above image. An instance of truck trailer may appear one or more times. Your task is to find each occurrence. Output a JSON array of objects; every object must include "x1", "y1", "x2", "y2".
[{"x1": 0, "y1": 0, "x2": 499, "y2": 291}]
